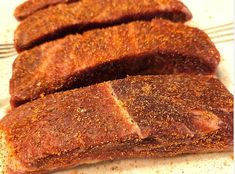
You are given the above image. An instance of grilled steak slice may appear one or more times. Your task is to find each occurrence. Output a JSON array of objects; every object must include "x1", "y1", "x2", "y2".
[
  {"x1": 1, "y1": 75, "x2": 233, "y2": 174},
  {"x1": 14, "y1": 0, "x2": 78, "y2": 21},
  {"x1": 14, "y1": 0, "x2": 192, "y2": 52},
  {"x1": 10, "y1": 19, "x2": 220, "y2": 108}
]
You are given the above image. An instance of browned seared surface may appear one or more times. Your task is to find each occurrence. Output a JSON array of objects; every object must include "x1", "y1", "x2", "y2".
[
  {"x1": 1, "y1": 75, "x2": 233, "y2": 173},
  {"x1": 14, "y1": 0, "x2": 78, "y2": 21},
  {"x1": 10, "y1": 19, "x2": 220, "y2": 108},
  {"x1": 14, "y1": 0, "x2": 192, "y2": 52}
]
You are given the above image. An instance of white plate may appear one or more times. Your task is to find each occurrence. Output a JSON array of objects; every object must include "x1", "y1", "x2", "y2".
[{"x1": 0, "y1": 0, "x2": 233, "y2": 173}]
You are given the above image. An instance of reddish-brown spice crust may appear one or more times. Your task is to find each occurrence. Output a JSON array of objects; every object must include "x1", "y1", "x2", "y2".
[
  {"x1": 10, "y1": 19, "x2": 220, "y2": 108},
  {"x1": 14, "y1": 0, "x2": 78, "y2": 21},
  {"x1": 14, "y1": 0, "x2": 192, "y2": 52},
  {"x1": 1, "y1": 75, "x2": 233, "y2": 173}
]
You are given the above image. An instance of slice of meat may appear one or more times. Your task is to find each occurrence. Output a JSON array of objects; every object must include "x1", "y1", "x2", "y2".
[
  {"x1": 14, "y1": 0, "x2": 192, "y2": 52},
  {"x1": 14, "y1": 0, "x2": 78, "y2": 21},
  {"x1": 1, "y1": 75, "x2": 233, "y2": 174},
  {"x1": 10, "y1": 19, "x2": 220, "y2": 108}
]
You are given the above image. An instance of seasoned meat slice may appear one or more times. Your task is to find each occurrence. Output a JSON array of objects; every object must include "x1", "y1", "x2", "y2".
[
  {"x1": 14, "y1": 0, "x2": 192, "y2": 52},
  {"x1": 1, "y1": 75, "x2": 233, "y2": 173},
  {"x1": 10, "y1": 19, "x2": 220, "y2": 107},
  {"x1": 14, "y1": 0, "x2": 78, "y2": 21}
]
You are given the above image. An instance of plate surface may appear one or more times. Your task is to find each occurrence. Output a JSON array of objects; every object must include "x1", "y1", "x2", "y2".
[{"x1": 0, "y1": 0, "x2": 233, "y2": 173}]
